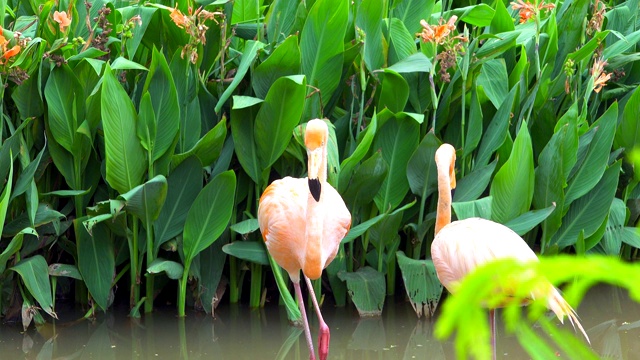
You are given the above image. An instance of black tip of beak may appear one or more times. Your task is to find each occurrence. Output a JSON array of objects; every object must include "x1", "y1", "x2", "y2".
[{"x1": 308, "y1": 178, "x2": 321, "y2": 202}]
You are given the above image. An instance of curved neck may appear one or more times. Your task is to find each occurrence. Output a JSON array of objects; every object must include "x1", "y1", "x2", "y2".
[
  {"x1": 319, "y1": 143, "x2": 328, "y2": 184},
  {"x1": 434, "y1": 161, "x2": 452, "y2": 235}
]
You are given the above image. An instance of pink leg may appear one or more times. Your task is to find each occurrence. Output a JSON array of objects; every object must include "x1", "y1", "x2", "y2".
[
  {"x1": 489, "y1": 308, "x2": 496, "y2": 360},
  {"x1": 294, "y1": 281, "x2": 316, "y2": 360},
  {"x1": 305, "y1": 276, "x2": 330, "y2": 360}
]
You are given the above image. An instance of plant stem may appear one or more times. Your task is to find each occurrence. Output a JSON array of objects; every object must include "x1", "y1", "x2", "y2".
[
  {"x1": 130, "y1": 216, "x2": 140, "y2": 308},
  {"x1": 144, "y1": 223, "x2": 154, "y2": 313},
  {"x1": 178, "y1": 262, "x2": 191, "y2": 317},
  {"x1": 249, "y1": 262, "x2": 262, "y2": 308}
]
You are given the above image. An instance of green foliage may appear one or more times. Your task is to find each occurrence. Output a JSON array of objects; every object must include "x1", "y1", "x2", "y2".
[{"x1": 0, "y1": 2, "x2": 638, "y2": 351}]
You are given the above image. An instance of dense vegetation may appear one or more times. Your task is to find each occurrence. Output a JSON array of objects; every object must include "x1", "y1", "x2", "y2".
[{"x1": 1, "y1": 0, "x2": 639, "y2": 355}]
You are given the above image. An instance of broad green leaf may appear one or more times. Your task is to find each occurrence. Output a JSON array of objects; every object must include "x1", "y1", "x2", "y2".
[
  {"x1": 11, "y1": 71, "x2": 43, "y2": 119},
  {"x1": 396, "y1": 251, "x2": 442, "y2": 317},
  {"x1": 387, "y1": 52, "x2": 432, "y2": 73},
  {"x1": 565, "y1": 102, "x2": 617, "y2": 206},
  {"x1": 601, "y1": 199, "x2": 626, "y2": 255},
  {"x1": 48, "y1": 263, "x2": 82, "y2": 280},
  {"x1": 452, "y1": 197, "x2": 493, "y2": 220},
  {"x1": 379, "y1": 69, "x2": 409, "y2": 113},
  {"x1": 101, "y1": 64, "x2": 146, "y2": 194},
  {"x1": 254, "y1": 75, "x2": 307, "y2": 169},
  {"x1": 266, "y1": 0, "x2": 299, "y2": 43},
  {"x1": 475, "y1": 85, "x2": 517, "y2": 167},
  {"x1": 406, "y1": 131, "x2": 440, "y2": 199},
  {"x1": 153, "y1": 157, "x2": 203, "y2": 254},
  {"x1": 137, "y1": 92, "x2": 157, "y2": 160},
  {"x1": 183, "y1": 170, "x2": 236, "y2": 264},
  {"x1": 215, "y1": 40, "x2": 265, "y2": 114},
  {"x1": 356, "y1": 0, "x2": 386, "y2": 71},
  {"x1": 339, "y1": 113, "x2": 378, "y2": 192},
  {"x1": 615, "y1": 85, "x2": 640, "y2": 152},
  {"x1": 231, "y1": 100, "x2": 261, "y2": 185},
  {"x1": 118, "y1": 6, "x2": 156, "y2": 58},
  {"x1": 374, "y1": 117, "x2": 420, "y2": 212},
  {"x1": 391, "y1": 0, "x2": 434, "y2": 35},
  {"x1": 147, "y1": 258, "x2": 184, "y2": 280},
  {"x1": 197, "y1": 232, "x2": 228, "y2": 314},
  {"x1": 252, "y1": 35, "x2": 301, "y2": 99},
  {"x1": 222, "y1": 241, "x2": 269, "y2": 265},
  {"x1": 450, "y1": 4, "x2": 495, "y2": 27},
  {"x1": 172, "y1": 117, "x2": 227, "y2": 168},
  {"x1": 11, "y1": 255, "x2": 56, "y2": 318},
  {"x1": 504, "y1": 204, "x2": 556, "y2": 236},
  {"x1": 477, "y1": 59, "x2": 508, "y2": 109},
  {"x1": 301, "y1": 0, "x2": 348, "y2": 118},
  {"x1": 230, "y1": 219, "x2": 260, "y2": 235},
  {"x1": 76, "y1": 222, "x2": 114, "y2": 311},
  {"x1": 342, "y1": 200, "x2": 415, "y2": 244},
  {"x1": 342, "y1": 151, "x2": 388, "y2": 208},
  {"x1": 119, "y1": 175, "x2": 168, "y2": 226},
  {"x1": 3, "y1": 204, "x2": 65, "y2": 237},
  {"x1": 490, "y1": 121, "x2": 534, "y2": 224},
  {"x1": 231, "y1": 0, "x2": 259, "y2": 24},
  {"x1": 554, "y1": 0, "x2": 590, "y2": 76},
  {"x1": 0, "y1": 159, "x2": 13, "y2": 238},
  {"x1": 338, "y1": 267, "x2": 385, "y2": 317},
  {"x1": 112, "y1": 56, "x2": 148, "y2": 71},
  {"x1": 463, "y1": 88, "x2": 483, "y2": 158},
  {"x1": 142, "y1": 47, "x2": 180, "y2": 162},
  {"x1": 454, "y1": 160, "x2": 497, "y2": 203},
  {"x1": 0, "y1": 227, "x2": 36, "y2": 273},
  {"x1": 44, "y1": 65, "x2": 84, "y2": 153},
  {"x1": 552, "y1": 161, "x2": 621, "y2": 249},
  {"x1": 603, "y1": 29, "x2": 640, "y2": 59},
  {"x1": 474, "y1": 31, "x2": 519, "y2": 60},
  {"x1": 388, "y1": 18, "x2": 416, "y2": 65}
]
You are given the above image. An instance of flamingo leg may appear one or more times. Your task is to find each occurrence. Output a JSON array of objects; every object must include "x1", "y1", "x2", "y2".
[
  {"x1": 489, "y1": 308, "x2": 496, "y2": 360},
  {"x1": 304, "y1": 275, "x2": 330, "y2": 360},
  {"x1": 294, "y1": 280, "x2": 316, "y2": 360}
]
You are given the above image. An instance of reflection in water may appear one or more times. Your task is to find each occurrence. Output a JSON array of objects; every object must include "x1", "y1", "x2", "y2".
[{"x1": 1, "y1": 285, "x2": 639, "y2": 359}]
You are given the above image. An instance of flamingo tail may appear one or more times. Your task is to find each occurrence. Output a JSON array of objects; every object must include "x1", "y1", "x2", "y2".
[{"x1": 547, "y1": 288, "x2": 590, "y2": 344}]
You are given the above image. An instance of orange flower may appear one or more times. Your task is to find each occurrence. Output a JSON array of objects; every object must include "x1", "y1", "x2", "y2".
[
  {"x1": 418, "y1": 16, "x2": 458, "y2": 45},
  {"x1": 591, "y1": 58, "x2": 611, "y2": 93},
  {"x1": 511, "y1": 0, "x2": 555, "y2": 24},
  {"x1": 0, "y1": 26, "x2": 7, "y2": 49},
  {"x1": 3, "y1": 44, "x2": 20, "y2": 60},
  {"x1": 53, "y1": 11, "x2": 72, "y2": 31},
  {"x1": 170, "y1": 6, "x2": 190, "y2": 29}
]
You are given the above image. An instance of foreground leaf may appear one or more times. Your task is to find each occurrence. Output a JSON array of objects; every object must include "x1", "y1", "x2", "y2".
[
  {"x1": 397, "y1": 251, "x2": 442, "y2": 318},
  {"x1": 11, "y1": 255, "x2": 57, "y2": 318},
  {"x1": 338, "y1": 267, "x2": 385, "y2": 317}
]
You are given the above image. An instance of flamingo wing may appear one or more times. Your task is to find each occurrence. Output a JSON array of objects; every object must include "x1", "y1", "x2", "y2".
[{"x1": 320, "y1": 184, "x2": 351, "y2": 270}]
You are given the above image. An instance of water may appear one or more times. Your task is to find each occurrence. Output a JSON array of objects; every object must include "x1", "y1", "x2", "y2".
[{"x1": 1, "y1": 285, "x2": 639, "y2": 359}]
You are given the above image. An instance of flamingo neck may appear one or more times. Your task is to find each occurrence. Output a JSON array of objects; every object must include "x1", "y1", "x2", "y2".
[
  {"x1": 303, "y1": 142, "x2": 327, "y2": 280},
  {"x1": 435, "y1": 162, "x2": 452, "y2": 235}
]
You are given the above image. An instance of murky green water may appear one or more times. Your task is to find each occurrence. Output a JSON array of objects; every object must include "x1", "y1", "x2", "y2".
[{"x1": 1, "y1": 285, "x2": 639, "y2": 359}]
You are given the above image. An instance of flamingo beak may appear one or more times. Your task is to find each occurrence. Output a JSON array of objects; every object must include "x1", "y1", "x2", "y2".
[{"x1": 307, "y1": 148, "x2": 322, "y2": 202}]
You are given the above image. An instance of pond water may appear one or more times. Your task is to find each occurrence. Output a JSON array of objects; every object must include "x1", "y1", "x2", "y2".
[{"x1": 1, "y1": 285, "x2": 639, "y2": 359}]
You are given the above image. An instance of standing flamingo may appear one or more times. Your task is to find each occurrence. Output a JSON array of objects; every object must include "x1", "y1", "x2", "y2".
[
  {"x1": 258, "y1": 119, "x2": 351, "y2": 360},
  {"x1": 430, "y1": 143, "x2": 589, "y2": 357}
]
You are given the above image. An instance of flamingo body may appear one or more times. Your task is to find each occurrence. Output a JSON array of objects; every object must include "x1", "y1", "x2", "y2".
[
  {"x1": 431, "y1": 143, "x2": 589, "y2": 349},
  {"x1": 258, "y1": 176, "x2": 350, "y2": 282}
]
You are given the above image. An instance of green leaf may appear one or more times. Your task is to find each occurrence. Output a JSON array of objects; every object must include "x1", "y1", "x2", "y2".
[
  {"x1": 396, "y1": 251, "x2": 442, "y2": 317},
  {"x1": 254, "y1": 75, "x2": 307, "y2": 169},
  {"x1": 379, "y1": 69, "x2": 409, "y2": 113},
  {"x1": 119, "y1": 175, "x2": 168, "y2": 227},
  {"x1": 230, "y1": 219, "x2": 260, "y2": 235},
  {"x1": 504, "y1": 204, "x2": 556, "y2": 236},
  {"x1": 552, "y1": 161, "x2": 622, "y2": 248},
  {"x1": 554, "y1": 0, "x2": 590, "y2": 76},
  {"x1": 615, "y1": 85, "x2": 640, "y2": 152},
  {"x1": 388, "y1": 18, "x2": 417, "y2": 65},
  {"x1": 142, "y1": 47, "x2": 180, "y2": 162},
  {"x1": 222, "y1": 241, "x2": 269, "y2": 266},
  {"x1": 454, "y1": 160, "x2": 497, "y2": 203},
  {"x1": 490, "y1": 121, "x2": 534, "y2": 224},
  {"x1": 0, "y1": 228, "x2": 36, "y2": 273},
  {"x1": 391, "y1": 0, "x2": 434, "y2": 35},
  {"x1": 101, "y1": 64, "x2": 146, "y2": 194},
  {"x1": 76, "y1": 222, "x2": 114, "y2": 311},
  {"x1": 338, "y1": 267, "x2": 385, "y2": 317},
  {"x1": 475, "y1": 85, "x2": 517, "y2": 167},
  {"x1": 118, "y1": 6, "x2": 156, "y2": 58},
  {"x1": 48, "y1": 263, "x2": 83, "y2": 280},
  {"x1": 266, "y1": 0, "x2": 299, "y2": 43},
  {"x1": 565, "y1": 102, "x2": 617, "y2": 206},
  {"x1": 451, "y1": 4, "x2": 495, "y2": 27},
  {"x1": 342, "y1": 151, "x2": 388, "y2": 208},
  {"x1": 11, "y1": 255, "x2": 56, "y2": 318},
  {"x1": 147, "y1": 258, "x2": 184, "y2": 280},
  {"x1": 406, "y1": 131, "x2": 440, "y2": 199},
  {"x1": 301, "y1": 0, "x2": 348, "y2": 118},
  {"x1": 182, "y1": 170, "x2": 236, "y2": 264},
  {"x1": 339, "y1": 113, "x2": 378, "y2": 192},
  {"x1": 477, "y1": 59, "x2": 508, "y2": 109},
  {"x1": 356, "y1": 0, "x2": 386, "y2": 71},
  {"x1": 0, "y1": 159, "x2": 13, "y2": 238},
  {"x1": 231, "y1": 97, "x2": 261, "y2": 185},
  {"x1": 153, "y1": 157, "x2": 203, "y2": 254},
  {"x1": 452, "y1": 197, "x2": 493, "y2": 220},
  {"x1": 342, "y1": 200, "x2": 415, "y2": 244},
  {"x1": 374, "y1": 117, "x2": 420, "y2": 211},
  {"x1": 252, "y1": 35, "x2": 301, "y2": 99},
  {"x1": 215, "y1": 40, "x2": 265, "y2": 114},
  {"x1": 172, "y1": 117, "x2": 227, "y2": 168},
  {"x1": 44, "y1": 65, "x2": 84, "y2": 153},
  {"x1": 386, "y1": 52, "x2": 432, "y2": 73},
  {"x1": 463, "y1": 88, "x2": 483, "y2": 158},
  {"x1": 231, "y1": 0, "x2": 260, "y2": 24}
]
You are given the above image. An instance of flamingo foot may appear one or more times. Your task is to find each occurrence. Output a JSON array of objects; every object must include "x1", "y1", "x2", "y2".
[{"x1": 318, "y1": 322, "x2": 330, "y2": 360}]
